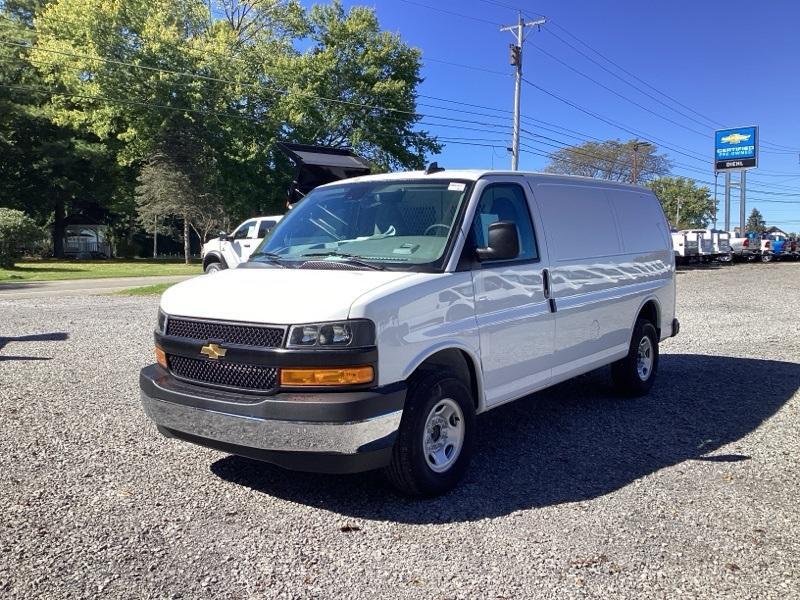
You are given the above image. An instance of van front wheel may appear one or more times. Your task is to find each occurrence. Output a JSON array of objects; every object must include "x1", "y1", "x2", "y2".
[
  {"x1": 611, "y1": 318, "x2": 659, "y2": 397},
  {"x1": 384, "y1": 370, "x2": 475, "y2": 497}
]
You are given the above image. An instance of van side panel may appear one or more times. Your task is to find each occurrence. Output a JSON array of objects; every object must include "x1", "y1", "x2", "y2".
[
  {"x1": 609, "y1": 188, "x2": 676, "y2": 337},
  {"x1": 528, "y1": 178, "x2": 675, "y2": 381}
]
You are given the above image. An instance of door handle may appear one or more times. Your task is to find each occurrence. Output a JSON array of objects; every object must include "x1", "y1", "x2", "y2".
[
  {"x1": 542, "y1": 269, "x2": 551, "y2": 299},
  {"x1": 543, "y1": 269, "x2": 557, "y2": 313}
]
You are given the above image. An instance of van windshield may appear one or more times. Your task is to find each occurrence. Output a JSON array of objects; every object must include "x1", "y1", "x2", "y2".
[{"x1": 251, "y1": 180, "x2": 471, "y2": 270}]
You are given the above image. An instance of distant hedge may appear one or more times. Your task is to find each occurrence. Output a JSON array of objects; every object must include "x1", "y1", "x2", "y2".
[{"x1": 0, "y1": 208, "x2": 44, "y2": 268}]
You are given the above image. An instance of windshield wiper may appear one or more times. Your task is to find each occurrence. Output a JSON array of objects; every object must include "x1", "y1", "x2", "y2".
[
  {"x1": 248, "y1": 251, "x2": 290, "y2": 268},
  {"x1": 300, "y1": 251, "x2": 386, "y2": 270}
]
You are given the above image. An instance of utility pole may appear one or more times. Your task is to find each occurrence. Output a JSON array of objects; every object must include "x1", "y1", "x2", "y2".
[
  {"x1": 631, "y1": 141, "x2": 651, "y2": 185},
  {"x1": 153, "y1": 214, "x2": 158, "y2": 258},
  {"x1": 501, "y1": 13, "x2": 546, "y2": 170},
  {"x1": 675, "y1": 198, "x2": 682, "y2": 229}
]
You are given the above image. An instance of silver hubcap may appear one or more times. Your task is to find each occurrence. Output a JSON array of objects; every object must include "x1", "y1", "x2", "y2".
[
  {"x1": 422, "y1": 398, "x2": 465, "y2": 473},
  {"x1": 637, "y1": 336, "x2": 653, "y2": 381}
]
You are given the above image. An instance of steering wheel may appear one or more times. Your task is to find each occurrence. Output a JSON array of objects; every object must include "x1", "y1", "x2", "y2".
[{"x1": 424, "y1": 223, "x2": 451, "y2": 237}]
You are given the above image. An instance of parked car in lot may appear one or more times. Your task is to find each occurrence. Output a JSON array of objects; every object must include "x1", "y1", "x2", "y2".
[
  {"x1": 671, "y1": 230, "x2": 699, "y2": 264},
  {"x1": 786, "y1": 238, "x2": 800, "y2": 260},
  {"x1": 201, "y1": 216, "x2": 283, "y2": 273},
  {"x1": 140, "y1": 169, "x2": 679, "y2": 496},
  {"x1": 759, "y1": 235, "x2": 774, "y2": 263},
  {"x1": 729, "y1": 231, "x2": 761, "y2": 262},
  {"x1": 682, "y1": 229, "x2": 715, "y2": 263},
  {"x1": 710, "y1": 230, "x2": 733, "y2": 263}
]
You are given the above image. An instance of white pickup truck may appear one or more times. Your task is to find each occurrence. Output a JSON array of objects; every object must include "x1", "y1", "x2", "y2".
[
  {"x1": 201, "y1": 216, "x2": 283, "y2": 273},
  {"x1": 140, "y1": 169, "x2": 678, "y2": 496}
]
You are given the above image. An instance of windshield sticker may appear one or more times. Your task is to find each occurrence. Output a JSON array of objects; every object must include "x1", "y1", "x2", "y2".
[{"x1": 448, "y1": 182, "x2": 466, "y2": 192}]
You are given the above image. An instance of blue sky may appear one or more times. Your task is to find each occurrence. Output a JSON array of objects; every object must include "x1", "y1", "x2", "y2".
[{"x1": 330, "y1": 0, "x2": 800, "y2": 231}]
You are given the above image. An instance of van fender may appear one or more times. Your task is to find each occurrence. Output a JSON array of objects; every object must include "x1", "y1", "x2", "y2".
[
  {"x1": 401, "y1": 340, "x2": 487, "y2": 412},
  {"x1": 630, "y1": 295, "x2": 662, "y2": 337}
]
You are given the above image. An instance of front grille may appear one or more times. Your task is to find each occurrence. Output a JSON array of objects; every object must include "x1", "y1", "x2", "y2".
[
  {"x1": 166, "y1": 317, "x2": 284, "y2": 348},
  {"x1": 168, "y1": 355, "x2": 277, "y2": 392}
]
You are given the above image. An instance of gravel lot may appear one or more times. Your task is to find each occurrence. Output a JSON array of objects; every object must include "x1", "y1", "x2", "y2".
[{"x1": 1, "y1": 263, "x2": 798, "y2": 599}]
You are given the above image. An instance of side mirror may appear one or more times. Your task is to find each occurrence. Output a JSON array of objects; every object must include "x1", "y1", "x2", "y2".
[
  {"x1": 475, "y1": 221, "x2": 520, "y2": 262},
  {"x1": 218, "y1": 231, "x2": 229, "y2": 241}
]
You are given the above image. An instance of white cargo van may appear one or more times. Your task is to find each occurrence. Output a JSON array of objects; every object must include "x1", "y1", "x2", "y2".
[{"x1": 140, "y1": 170, "x2": 679, "y2": 496}]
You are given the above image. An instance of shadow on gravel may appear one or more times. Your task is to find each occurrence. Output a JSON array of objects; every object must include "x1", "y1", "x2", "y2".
[
  {"x1": 210, "y1": 353, "x2": 799, "y2": 524},
  {"x1": 0, "y1": 332, "x2": 69, "y2": 362}
]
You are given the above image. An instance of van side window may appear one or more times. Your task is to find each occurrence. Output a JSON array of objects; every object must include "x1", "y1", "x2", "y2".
[{"x1": 469, "y1": 183, "x2": 538, "y2": 261}]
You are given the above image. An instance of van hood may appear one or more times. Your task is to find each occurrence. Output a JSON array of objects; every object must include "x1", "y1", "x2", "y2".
[{"x1": 160, "y1": 266, "x2": 413, "y2": 324}]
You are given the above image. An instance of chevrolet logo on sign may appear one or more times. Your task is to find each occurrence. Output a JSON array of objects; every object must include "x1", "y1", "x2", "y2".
[
  {"x1": 200, "y1": 343, "x2": 227, "y2": 360},
  {"x1": 720, "y1": 132, "x2": 751, "y2": 145}
]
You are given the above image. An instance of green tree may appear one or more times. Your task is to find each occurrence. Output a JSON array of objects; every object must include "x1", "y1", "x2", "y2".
[
  {"x1": 746, "y1": 208, "x2": 767, "y2": 234},
  {"x1": 0, "y1": 208, "x2": 44, "y2": 267},
  {"x1": 545, "y1": 139, "x2": 670, "y2": 183},
  {"x1": 0, "y1": 2, "x2": 122, "y2": 256},
  {"x1": 278, "y1": 1, "x2": 439, "y2": 171},
  {"x1": 647, "y1": 176, "x2": 715, "y2": 229},
  {"x1": 25, "y1": 0, "x2": 438, "y2": 243},
  {"x1": 135, "y1": 121, "x2": 222, "y2": 263}
]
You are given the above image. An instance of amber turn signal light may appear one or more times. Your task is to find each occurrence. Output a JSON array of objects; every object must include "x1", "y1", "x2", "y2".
[
  {"x1": 280, "y1": 366, "x2": 374, "y2": 386},
  {"x1": 155, "y1": 346, "x2": 168, "y2": 369}
]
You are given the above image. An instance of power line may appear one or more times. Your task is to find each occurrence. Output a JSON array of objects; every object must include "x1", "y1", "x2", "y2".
[
  {"x1": 531, "y1": 41, "x2": 710, "y2": 137},
  {"x1": 547, "y1": 21, "x2": 799, "y2": 153},
  {"x1": 396, "y1": 0, "x2": 501, "y2": 26},
  {"x1": 422, "y1": 55, "x2": 510, "y2": 77},
  {"x1": 0, "y1": 38, "x2": 517, "y2": 132}
]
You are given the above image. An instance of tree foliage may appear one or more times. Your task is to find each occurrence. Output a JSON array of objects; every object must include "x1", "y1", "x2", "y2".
[
  {"x1": 647, "y1": 176, "x2": 715, "y2": 229},
  {"x1": 0, "y1": 208, "x2": 44, "y2": 267},
  {"x1": 746, "y1": 208, "x2": 767, "y2": 234},
  {"x1": 545, "y1": 139, "x2": 670, "y2": 183},
  {"x1": 1, "y1": 0, "x2": 437, "y2": 260}
]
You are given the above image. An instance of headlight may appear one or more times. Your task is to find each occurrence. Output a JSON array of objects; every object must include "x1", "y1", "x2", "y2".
[
  {"x1": 287, "y1": 319, "x2": 374, "y2": 348},
  {"x1": 156, "y1": 309, "x2": 168, "y2": 334}
]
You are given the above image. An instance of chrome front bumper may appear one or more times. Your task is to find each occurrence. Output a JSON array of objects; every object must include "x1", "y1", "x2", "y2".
[{"x1": 141, "y1": 391, "x2": 403, "y2": 455}]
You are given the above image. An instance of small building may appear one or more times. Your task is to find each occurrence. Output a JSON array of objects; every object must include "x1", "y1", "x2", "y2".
[
  {"x1": 63, "y1": 217, "x2": 112, "y2": 258},
  {"x1": 765, "y1": 226, "x2": 789, "y2": 238}
]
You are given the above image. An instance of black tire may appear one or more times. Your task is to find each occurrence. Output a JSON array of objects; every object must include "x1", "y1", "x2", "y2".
[
  {"x1": 611, "y1": 318, "x2": 659, "y2": 397},
  {"x1": 760, "y1": 253, "x2": 773, "y2": 263},
  {"x1": 384, "y1": 369, "x2": 475, "y2": 497},
  {"x1": 204, "y1": 260, "x2": 225, "y2": 274}
]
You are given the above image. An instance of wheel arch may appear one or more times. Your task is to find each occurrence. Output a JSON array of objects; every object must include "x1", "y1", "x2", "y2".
[
  {"x1": 634, "y1": 297, "x2": 661, "y2": 338},
  {"x1": 403, "y1": 344, "x2": 485, "y2": 412},
  {"x1": 202, "y1": 251, "x2": 228, "y2": 270}
]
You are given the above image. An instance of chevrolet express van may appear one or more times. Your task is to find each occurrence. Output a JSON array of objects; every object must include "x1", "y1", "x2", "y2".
[{"x1": 140, "y1": 169, "x2": 678, "y2": 496}]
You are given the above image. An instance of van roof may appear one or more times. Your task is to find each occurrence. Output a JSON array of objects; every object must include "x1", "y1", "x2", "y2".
[{"x1": 319, "y1": 168, "x2": 649, "y2": 191}]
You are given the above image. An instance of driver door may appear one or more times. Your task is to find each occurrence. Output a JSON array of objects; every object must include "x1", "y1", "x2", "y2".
[{"x1": 467, "y1": 180, "x2": 555, "y2": 407}]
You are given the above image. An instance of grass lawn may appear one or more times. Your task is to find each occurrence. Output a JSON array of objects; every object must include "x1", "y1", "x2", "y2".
[
  {"x1": 114, "y1": 283, "x2": 175, "y2": 296},
  {"x1": 0, "y1": 259, "x2": 201, "y2": 283}
]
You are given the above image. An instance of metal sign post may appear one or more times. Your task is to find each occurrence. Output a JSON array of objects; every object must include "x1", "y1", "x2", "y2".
[
  {"x1": 740, "y1": 170, "x2": 746, "y2": 232},
  {"x1": 724, "y1": 172, "x2": 731, "y2": 232}
]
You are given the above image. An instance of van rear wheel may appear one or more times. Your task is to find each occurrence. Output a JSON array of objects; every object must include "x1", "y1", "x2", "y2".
[
  {"x1": 384, "y1": 370, "x2": 475, "y2": 497},
  {"x1": 611, "y1": 318, "x2": 659, "y2": 397}
]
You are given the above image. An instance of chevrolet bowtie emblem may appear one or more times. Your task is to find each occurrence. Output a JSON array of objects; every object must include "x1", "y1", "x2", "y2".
[{"x1": 200, "y1": 343, "x2": 227, "y2": 360}]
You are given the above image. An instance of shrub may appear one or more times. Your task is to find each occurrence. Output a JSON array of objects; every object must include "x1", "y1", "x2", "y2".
[{"x1": 0, "y1": 208, "x2": 44, "y2": 268}]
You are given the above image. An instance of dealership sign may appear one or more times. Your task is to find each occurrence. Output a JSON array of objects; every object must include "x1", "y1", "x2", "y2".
[{"x1": 714, "y1": 126, "x2": 758, "y2": 171}]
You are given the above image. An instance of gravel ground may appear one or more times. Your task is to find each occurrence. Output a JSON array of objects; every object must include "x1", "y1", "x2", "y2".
[{"x1": 1, "y1": 263, "x2": 798, "y2": 599}]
